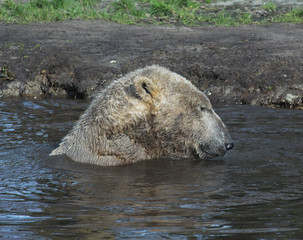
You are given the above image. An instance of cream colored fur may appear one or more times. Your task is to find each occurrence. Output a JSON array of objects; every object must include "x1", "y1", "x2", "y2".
[{"x1": 50, "y1": 65, "x2": 232, "y2": 166}]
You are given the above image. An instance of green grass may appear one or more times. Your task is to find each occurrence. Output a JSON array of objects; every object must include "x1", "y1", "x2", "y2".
[
  {"x1": 262, "y1": 1, "x2": 277, "y2": 12},
  {"x1": 0, "y1": 0, "x2": 302, "y2": 25},
  {"x1": 275, "y1": 7, "x2": 303, "y2": 23},
  {"x1": 0, "y1": 0, "x2": 103, "y2": 23},
  {"x1": 0, "y1": 66, "x2": 15, "y2": 82}
]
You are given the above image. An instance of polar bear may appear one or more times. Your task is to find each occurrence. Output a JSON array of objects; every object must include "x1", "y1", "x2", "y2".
[{"x1": 50, "y1": 65, "x2": 233, "y2": 166}]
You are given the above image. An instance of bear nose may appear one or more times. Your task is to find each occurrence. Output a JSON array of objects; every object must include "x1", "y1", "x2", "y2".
[{"x1": 225, "y1": 142, "x2": 234, "y2": 151}]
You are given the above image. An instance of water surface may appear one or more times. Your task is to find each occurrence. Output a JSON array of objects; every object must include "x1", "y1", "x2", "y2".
[{"x1": 0, "y1": 99, "x2": 302, "y2": 239}]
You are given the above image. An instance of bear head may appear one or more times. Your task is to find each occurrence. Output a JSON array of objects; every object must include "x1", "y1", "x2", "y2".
[{"x1": 127, "y1": 66, "x2": 233, "y2": 160}]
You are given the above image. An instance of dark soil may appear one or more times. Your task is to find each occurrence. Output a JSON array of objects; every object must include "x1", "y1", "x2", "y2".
[{"x1": 0, "y1": 21, "x2": 302, "y2": 109}]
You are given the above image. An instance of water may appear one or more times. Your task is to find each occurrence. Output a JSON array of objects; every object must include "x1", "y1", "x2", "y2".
[{"x1": 0, "y1": 99, "x2": 302, "y2": 239}]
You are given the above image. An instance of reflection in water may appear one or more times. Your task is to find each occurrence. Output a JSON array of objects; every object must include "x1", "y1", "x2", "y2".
[{"x1": 0, "y1": 99, "x2": 302, "y2": 239}]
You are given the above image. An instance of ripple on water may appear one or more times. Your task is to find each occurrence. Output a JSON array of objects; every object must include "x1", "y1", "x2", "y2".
[{"x1": 1, "y1": 100, "x2": 303, "y2": 239}]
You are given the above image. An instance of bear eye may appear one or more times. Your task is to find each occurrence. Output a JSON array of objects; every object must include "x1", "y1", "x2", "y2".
[{"x1": 199, "y1": 106, "x2": 206, "y2": 112}]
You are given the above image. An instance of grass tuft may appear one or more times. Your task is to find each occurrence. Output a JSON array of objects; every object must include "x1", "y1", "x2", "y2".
[
  {"x1": 275, "y1": 7, "x2": 303, "y2": 23},
  {"x1": 262, "y1": 1, "x2": 277, "y2": 12}
]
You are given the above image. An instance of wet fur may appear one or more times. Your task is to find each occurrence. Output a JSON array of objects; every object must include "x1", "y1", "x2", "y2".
[{"x1": 50, "y1": 65, "x2": 232, "y2": 166}]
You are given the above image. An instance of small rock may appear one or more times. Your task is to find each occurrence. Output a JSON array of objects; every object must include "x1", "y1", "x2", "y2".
[{"x1": 286, "y1": 93, "x2": 299, "y2": 104}]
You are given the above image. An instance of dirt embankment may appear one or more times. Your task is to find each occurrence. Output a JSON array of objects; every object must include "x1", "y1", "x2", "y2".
[{"x1": 0, "y1": 21, "x2": 302, "y2": 109}]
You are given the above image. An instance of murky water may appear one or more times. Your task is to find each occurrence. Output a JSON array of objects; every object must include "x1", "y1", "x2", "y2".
[{"x1": 1, "y1": 99, "x2": 302, "y2": 239}]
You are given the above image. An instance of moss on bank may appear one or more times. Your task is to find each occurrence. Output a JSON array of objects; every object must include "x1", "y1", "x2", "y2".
[{"x1": 0, "y1": 0, "x2": 302, "y2": 25}]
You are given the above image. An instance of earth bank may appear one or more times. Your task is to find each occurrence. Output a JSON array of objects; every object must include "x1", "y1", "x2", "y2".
[{"x1": 0, "y1": 21, "x2": 302, "y2": 109}]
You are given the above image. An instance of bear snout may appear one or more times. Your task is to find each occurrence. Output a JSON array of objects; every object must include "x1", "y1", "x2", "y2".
[
  {"x1": 199, "y1": 142, "x2": 223, "y2": 158},
  {"x1": 199, "y1": 141, "x2": 233, "y2": 159}
]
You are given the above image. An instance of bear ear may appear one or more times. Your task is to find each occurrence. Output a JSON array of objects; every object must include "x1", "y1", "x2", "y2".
[{"x1": 133, "y1": 76, "x2": 158, "y2": 102}]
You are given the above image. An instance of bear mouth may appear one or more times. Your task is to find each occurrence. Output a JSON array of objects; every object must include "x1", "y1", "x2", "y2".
[
  {"x1": 194, "y1": 143, "x2": 223, "y2": 159},
  {"x1": 197, "y1": 150, "x2": 220, "y2": 159},
  {"x1": 191, "y1": 148, "x2": 215, "y2": 160}
]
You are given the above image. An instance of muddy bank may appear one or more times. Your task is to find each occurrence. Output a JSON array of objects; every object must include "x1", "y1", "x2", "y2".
[{"x1": 0, "y1": 21, "x2": 302, "y2": 108}]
